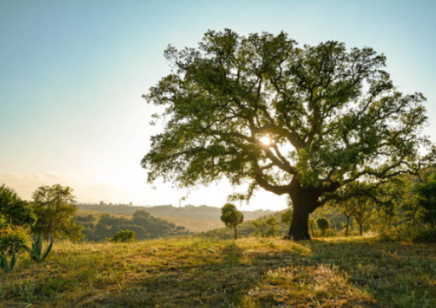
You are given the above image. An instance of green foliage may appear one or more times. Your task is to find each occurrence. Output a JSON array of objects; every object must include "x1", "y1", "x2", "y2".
[
  {"x1": 31, "y1": 184, "x2": 82, "y2": 241},
  {"x1": 78, "y1": 203, "x2": 273, "y2": 220},
  {"x1": 0, "y1": 184, "x2": 36, "y2": 226},
  {"x1": 253, "y1": 216, "x2": 279, "y2": 238},
  {"x1": 0, "y1": 215, "x2": 6, "y2": 228},
  {"x1": 265, "y1": 217, "x2": 279, "y2": 237},
  {"x1": 220, "y1": 203, "x2": 244, "y2": 239},
  {"x1": 0, "y1": 225, "x2": 31, "y2": 272},
  {"x1": 316, "y1": 218, "x2": 330, "y2": 236},
  {"x1": 412, "y1": 227, "x2": 436, "y2": 244},
  {"x1": 24, "y1": 234, "x2": 54, "y2": 262},
  {"x1": 280, "y1": 210, "x2": 293, "y2": 226},
  {"x1": 141, "y1": 29, "x2": 432, "y2": 240},
  {"x1": 414, "y1": 178, "x2": 436, "y2": 226},
  {"x1": 77, "y1": 210, "x2": 188, "y2": 242},
  {"x1": 0, "y1": 225, "x2": 31, "y2": 253},
  {"x1": 110, "y1": 230, "x2": 137, "y2": 243}
]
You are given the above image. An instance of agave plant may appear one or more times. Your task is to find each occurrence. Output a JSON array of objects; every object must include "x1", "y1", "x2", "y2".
[
  {"x1": 0, "y1": 245, "x2": 17, "y2": 273},
  {"x1": 22, "y1": 233, "x2": 54, "y2": 262}
]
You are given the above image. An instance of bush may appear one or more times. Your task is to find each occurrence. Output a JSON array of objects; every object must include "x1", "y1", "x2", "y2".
[
  {"x1": 412, "y1": 227, "x2": 436, "y2": 244},
  {"x1": 0, "y1": 225, "x2": 31, "y2": 253},
  {"x1": 414, "y1": 179, "x2": 436, "y2": 226},
  {"x1": 0, "y1": 215, "x2": 6, "y2": 228},
  {"x1": 110, "y1": 230, "x2": 137, "y2": 243},
  {"x1": 316, "y1": 217, "x2": 330, "y2": 236},
  {"x1": 0, "y1": 225, "x2": 31, "y2": 272}
]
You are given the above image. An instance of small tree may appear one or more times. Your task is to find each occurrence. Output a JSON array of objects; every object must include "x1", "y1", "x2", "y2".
[
  {"x1": 349, "y1": 197, "x2": 375, "y2": 236},
  {"x1": 317, "y1": 217, "x2": 330, "y2": 237},
  {"x1": 31, "y1": 184, "x2": 82, "y2": 241},
  {"x1": 0, "y1": 184, "x2": 36, "y2": 226},
  {"x1": 220, "y1": 203, "x2": 244, "y2": 239},
  {"x1": 336, "y1": 200, "x2": 354, "y2": 236},
  {"x1": 110, "y1": 230, "x2": 137, "y2": 243},
  {"x1": 252, "y1": 219, "x2": 267, "y2": 237},
  {"x1": 264, "y1": 216, "x2": 279, "y2": 237}
]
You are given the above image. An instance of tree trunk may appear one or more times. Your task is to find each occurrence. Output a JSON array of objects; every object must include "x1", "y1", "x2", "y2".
[
  {"x1": 345, "y1": 216, "x2": 350, "y2": 236},
  {"x1": 286, "y1": 179, "x2": 324, "y2": 241},
  {"x1": 234, "y1": 226, "x2": 237, "y2": 240},
  {"x1": 359, "y1": 224, "x2": 363, "y2": 236},
  {"x1": 288, "y1": 204, "x2": 311, "y2": 240}
]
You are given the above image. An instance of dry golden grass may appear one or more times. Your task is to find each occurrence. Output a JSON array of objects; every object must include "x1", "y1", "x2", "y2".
[
  {"x1": 1, "y1": 236, "x2": 436, "y2": 307},
  {"x1": 154, "y1": 215, "x2": 224, "y2": 232}
]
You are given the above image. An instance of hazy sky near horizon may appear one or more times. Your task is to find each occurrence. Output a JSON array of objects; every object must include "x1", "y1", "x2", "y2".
[{"x1": 1, "y1": 0, "x2": 435, "y2": 211}]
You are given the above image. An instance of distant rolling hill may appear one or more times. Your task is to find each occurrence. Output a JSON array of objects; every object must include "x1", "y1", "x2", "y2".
[
  {"x1": 77, "y1": 209, "x2": 225, "y2": 233},
  {"x1": 77, "y1": 203, "x2": 274, "y2": 221}
]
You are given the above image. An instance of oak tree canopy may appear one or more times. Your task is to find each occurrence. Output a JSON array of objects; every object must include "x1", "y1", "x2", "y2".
[{"x1": 142, "y1": 29, "x2": 433, "y2": 240}]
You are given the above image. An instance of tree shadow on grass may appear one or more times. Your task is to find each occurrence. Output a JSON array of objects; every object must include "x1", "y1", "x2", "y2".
[
  {"x1": 306, "y1": 238, "x2": 436, "y2": 308},
  {"x1": 78, "y1": 240, "x2": 382, "y2": 308}
]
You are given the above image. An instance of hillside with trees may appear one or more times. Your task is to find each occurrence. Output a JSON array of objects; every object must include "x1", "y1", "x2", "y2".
[
  {"x1": 78, "y1": 202, "x2": 273, "y2": 220},
  {"x1": 76, "y1": 210, "x2": 189, "y2": 241}
]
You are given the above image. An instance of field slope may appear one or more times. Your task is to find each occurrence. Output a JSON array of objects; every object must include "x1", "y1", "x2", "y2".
[
  {"x1": 1, "y1": 236, "x2": 435, "y2": 307},
  {"x1": 77, "y1": 209, "x2": 224, "y2": 233}
]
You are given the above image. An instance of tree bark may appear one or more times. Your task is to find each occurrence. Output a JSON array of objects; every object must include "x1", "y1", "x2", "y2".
[
  {"x1": 345, "y1": 216, "x2": 350, "y2": 236},
  {"x1": 286, "y1": 178, "x2": 324, "y2": 240},
  {"x1": 288, "y1": 203, "x2": 311, "y2": 240}
]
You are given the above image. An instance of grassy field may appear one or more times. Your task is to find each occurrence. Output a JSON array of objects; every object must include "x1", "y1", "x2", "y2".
[
  {"x1": 154, "y1": 215, "x2": 224, "y2": 232},
  {"x1": 77, "y1": 209, "x2": 225, "y2": 233},
  {"x1": 1, "y1": 236, "x2": 435, "y2": 307}
]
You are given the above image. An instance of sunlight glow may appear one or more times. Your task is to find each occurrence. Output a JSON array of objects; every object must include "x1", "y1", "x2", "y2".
[{"x1": 260, "y1": 136, "x2": 272, "y2": 146}]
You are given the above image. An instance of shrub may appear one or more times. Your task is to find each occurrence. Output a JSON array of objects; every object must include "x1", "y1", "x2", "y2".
[
  {"x1": 0, "y1": 215, "x2": 6, "y2": 228},
  {"x1": 316, "y1": 217, "x2": 330, "y2": 236},
  {"x1": 265, "y1": 217, "x2": 279, "y2": 237},
  {"x1": 252, "y1": 216, "x2": 279, "y2": 238},
  {"x1": 0, "y1": 225, "x2": 31, "y2": 272},
  {"x1": 412, "y1": 227, "x2": 436, "y2": 244},
  {"x1": 280, "y1": 210, "x2": 293, "y2": 226},
  {"x1": 414, "y1": 179, "x2": 436, "y2": 226},
  {"x1": 0, "y1": 225, "x2": 31, "y2": 253},
  {"x1": 110, "y1": 230, "x2": 137, "y2": 243}
]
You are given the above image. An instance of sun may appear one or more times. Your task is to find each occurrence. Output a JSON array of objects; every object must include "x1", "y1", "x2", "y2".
[{"x1": 260, "y1": 136, "x2": 271, "y2": 146}]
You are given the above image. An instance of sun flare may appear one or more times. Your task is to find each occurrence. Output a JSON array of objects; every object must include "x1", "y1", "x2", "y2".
[{"x1": 260, "y1": 136, "x2": 271, "y2": 146}]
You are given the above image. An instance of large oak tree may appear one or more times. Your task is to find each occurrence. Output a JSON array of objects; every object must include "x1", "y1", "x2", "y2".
[{"x1": 142, "y1": 29, "x2": 433, "y2": 240}]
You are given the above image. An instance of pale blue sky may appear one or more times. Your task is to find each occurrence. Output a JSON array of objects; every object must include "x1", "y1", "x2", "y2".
[{"x1": 1, "y1": 0, "x2": 435, "y2": 210}]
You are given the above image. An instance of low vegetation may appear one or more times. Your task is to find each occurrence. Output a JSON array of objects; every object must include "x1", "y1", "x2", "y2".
[
  {"x1": 76, "y1": 210, "x2": 189, "y2": 241},
  {"x1": 1, "y1": 236, "x2": 435, "y2": 307}
]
